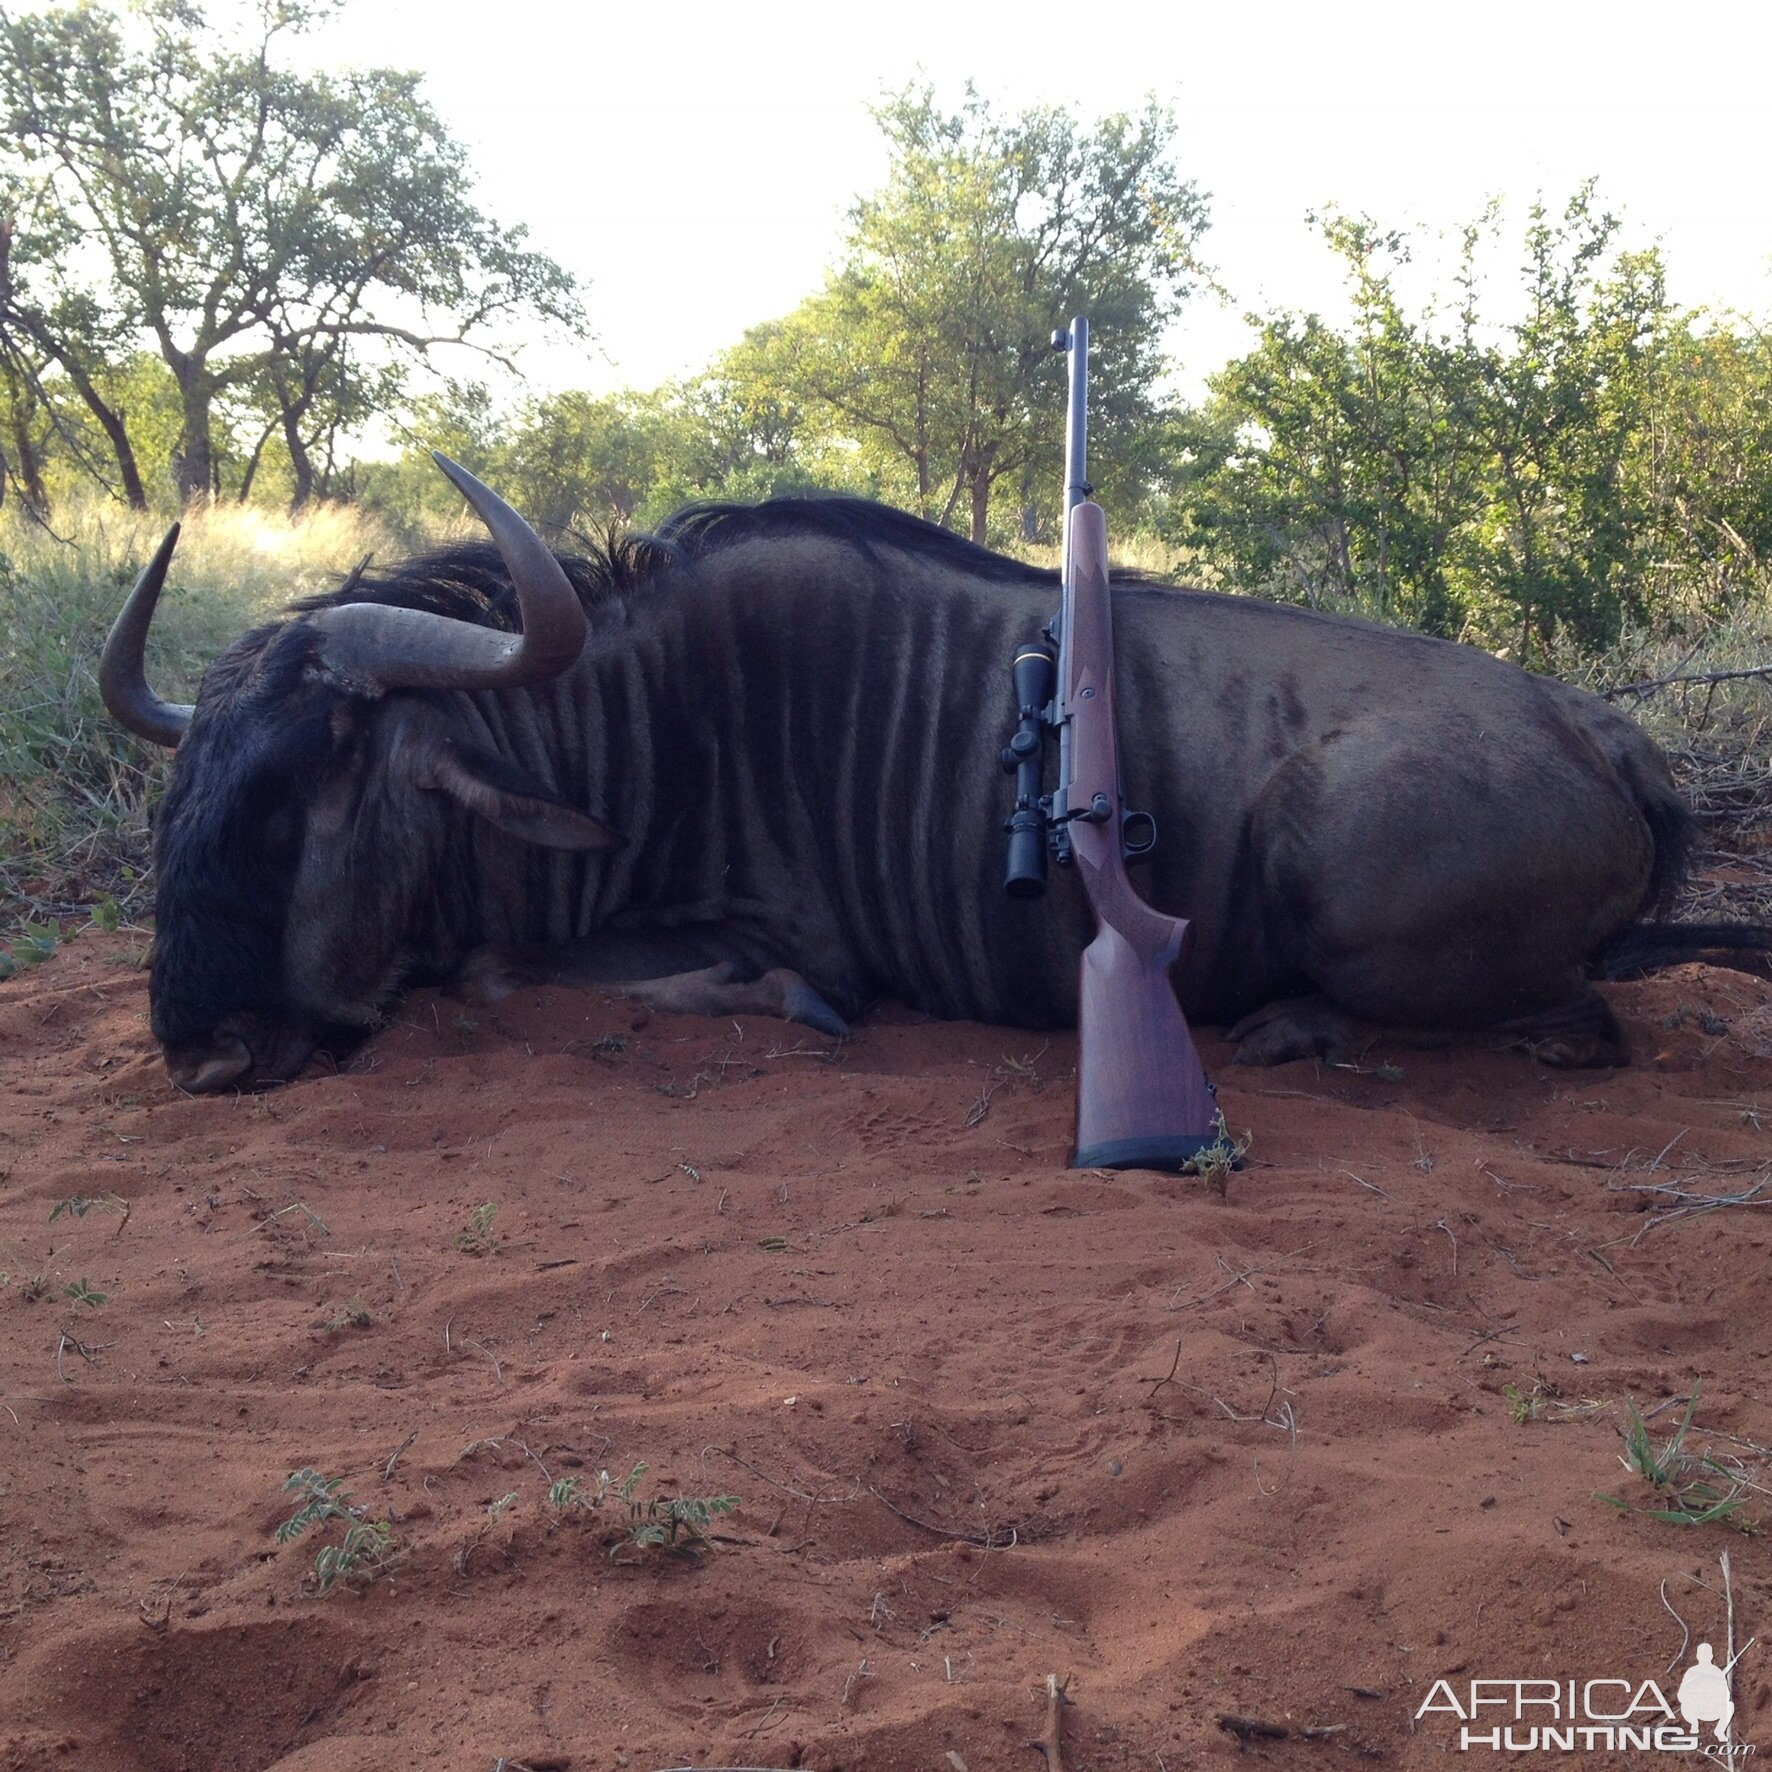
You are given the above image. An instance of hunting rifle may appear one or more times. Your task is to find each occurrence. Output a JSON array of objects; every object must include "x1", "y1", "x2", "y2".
[{"x1": 1001, "y1": 315, "x2": 1225, "y2": 1170}]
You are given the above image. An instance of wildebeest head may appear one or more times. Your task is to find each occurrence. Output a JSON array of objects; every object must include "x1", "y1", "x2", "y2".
[{"x1": 103, "y1": 457, "x2": 616, "y2": 1092}]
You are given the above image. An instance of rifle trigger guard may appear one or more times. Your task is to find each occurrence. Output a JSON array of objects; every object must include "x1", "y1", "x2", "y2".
[{"x1": 1122, "y1": 808, "x2": 1158, "y2": 862}]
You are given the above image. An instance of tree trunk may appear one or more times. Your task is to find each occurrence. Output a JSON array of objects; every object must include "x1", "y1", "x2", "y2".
[
  {"x1": 5, "y1": 405, "x2": 48, "y2": 513},
  {"x1": 283, "y1": 406, "x2": 316, "y2": 513},
  {"x1": 170, "y1": 357, "x2": 216, "y2": 506},
  {"x1": 970, "y1": 471, "x2": 990, "y2": 544},
  {"x1": 12, "y1": 326, "x2": 149, "y2": 508},
  {"x1": 85, "y1": 387, "x2": 148, "y2": 510},
  {"x1": 236, "y1": 420, "x2": 276, "y2": 503}
]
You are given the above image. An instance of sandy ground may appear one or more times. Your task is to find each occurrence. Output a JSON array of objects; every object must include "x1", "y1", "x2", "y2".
[{"x1": 2, "y1": 935, "x2": 1771, "y2": 1771}]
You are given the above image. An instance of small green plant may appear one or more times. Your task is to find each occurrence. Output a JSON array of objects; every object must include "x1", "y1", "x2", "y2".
[
  {"x1": 87, "y1": 895, "x2": 121, "y2": 933},
  {"x1": 322, "y1": 1297, "x2": 372, "y2": 1332},
  {"x1": 61, "y1": 1278, "x2": 109, "y2": 1307},
  {"x1": 1503, "y1": 1382, "x2": 1543, "y2": 1424},
  {"x1": 49, "y1": 1193, "x2": 127, "y2": 1223},
  {"x1": 1179, "y1": 1113, "x2": 1249, "y2": 1195},
  {"x1": 0, "y1": 920, "x2": 59, "y2": 979},
  {"x1": 277, "y1": 1468, "x2": 395, "y2": 1589},
  {"x1": 17, "y1": 1271, "x2": 51, "y2": 1303},
  {"x1": 1596, "y1": 1393, "x2": 1754, "y2": 1529},
  {"x1": 548, "y1": 1460, "x2": 739, "y2": 1560},
  {"x1": 617, "y1": 1489, "x2": 741, "y2": 1560},
  {"x1": 453, "y1": 1202, "x2": 502, "y2": 1255}
]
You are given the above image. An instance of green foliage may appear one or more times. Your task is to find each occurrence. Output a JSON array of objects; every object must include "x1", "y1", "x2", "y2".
[
  {"x1": 0, "y1": 0, "x2": 580, "y2": 509},
  {"x1": 0, "y1": 496, "x2": 394, "y2": 926},
  {"x1": 277, "y1": 1467, "x2": 395, "y2": 1589},
  {"x1": 322, "y1": 1297, "x2": 372, "y2": 1332},
  {"x1": 1595, "y1": 1393, "x2": 1754, "y2": 1528},
  {"x1": 548, "y1": 1460, "x2": 740, "y2": 1560},
  {"x1": 1503, "y1": 1382, "x2": 1544, "y2": 1425},
  {"x1": 1178, "y1": 1114, "x2": 1250, "y2": 1195},
  {"x1": 752, "y1": 86, "x2": 1207, "y2": 544},
  {"x1": 453, "y1": 1202, "x2": 502, "y2": 1255},
  {"x1": 1182, "y1": 187, "x2": 1772, "y2": 655},
  {"x1": 0, "y1": 919, "x2": 58, "y2": 978},
  {"x1": 60, "y1": 1277, "x2": 108, "y2": 1307},
  {"x1": 49, "y1": 1195, "x2": 122, "y2": 1222}
]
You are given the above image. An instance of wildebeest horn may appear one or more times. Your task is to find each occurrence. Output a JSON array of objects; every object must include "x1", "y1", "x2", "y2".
[
  {"x1": 99, "y1": 524, "x2": 195, "y2": 748},
  {"x1": 306, "y1": 454, "x2": 587, "y2": 692}
]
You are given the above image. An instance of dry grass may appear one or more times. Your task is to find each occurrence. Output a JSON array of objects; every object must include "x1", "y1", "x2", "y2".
[
  {"x1": 0, "y1": 498, "x2": 410, "y2": 929},
  {"x1": 1556, "y1": 609, "x2": 1772, "y2": 924}
]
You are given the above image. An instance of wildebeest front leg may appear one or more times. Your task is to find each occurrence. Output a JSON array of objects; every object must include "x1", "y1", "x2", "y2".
[
  {"x1": 604, "y1": 961, "x2": 849, "y2": 1035},
  {"x1": 457, "y1": 932, "x2": 851, "y2": 1037}
]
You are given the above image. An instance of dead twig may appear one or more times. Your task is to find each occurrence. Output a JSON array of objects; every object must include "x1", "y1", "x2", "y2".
[
  {"x1": 1660, "y1": 1578, "x2": 1691, "y2": 1675},
  {"x1": 1606, "y1": 663, "x2": 1772, "y2": 701},
  {"x1": 55, "y1": 1329, "x2": 112, "y2": 1383},
  {"x1": 1218, "y1": 1713, "x2": 1347, "y2": 1744},
  {"x1": 868, "y1": 1483, "x2": 1016, "y2": 1548},
  {"x1": 1138, "y1": 1340, "x2": 1184, "y2": 1398},
  {"x1": 1218, "y1": 1714, "x2": 1290, "y2": 1742},
  {"x1": 1029, "y1": 1673, "x2": 1070, "y2": 1771},
  {"x1": 704, "y1": 1446, "x2": 859, "y2": 1505},
  {"x1": 383, "y1": 1430, "x2": 419, "y2": 1481}
]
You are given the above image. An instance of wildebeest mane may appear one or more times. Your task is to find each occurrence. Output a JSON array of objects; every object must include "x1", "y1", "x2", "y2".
[
  {"x1": 293, "y1": 495, "x2": 1052, "y2": 630},
  {"x1": 292, "y1": 533, "x2": 674, "y2": 633},
  {"x1": 656, "y1": 494, "x2": 1053, "y2": 584}
]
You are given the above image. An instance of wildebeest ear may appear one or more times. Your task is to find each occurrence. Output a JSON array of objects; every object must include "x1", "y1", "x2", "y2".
[{"x1": 420, "y1": 741, "x2": 619, "y2": 851}]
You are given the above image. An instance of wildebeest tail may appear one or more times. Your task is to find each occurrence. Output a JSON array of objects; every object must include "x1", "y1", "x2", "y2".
[
  {"x1": 1633, "y1": 779, "x2": 1697, "y2": 917},
  {"x1": 1599, "y1": 921, "x2": 1772, "y2": 980}
]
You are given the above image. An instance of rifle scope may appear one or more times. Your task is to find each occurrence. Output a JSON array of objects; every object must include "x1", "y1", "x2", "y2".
[{"x1": 1002, "y1": 645, "x2": 1057, "y2": 897}]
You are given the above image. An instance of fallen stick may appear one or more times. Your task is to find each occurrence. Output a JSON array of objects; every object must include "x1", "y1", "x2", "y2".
[
  {"x1": 1218, "y1": 1713, "x2": 1348, "y2": 1745},
  {"x1": 1219, "y1": 1713, "x2": 1290, "y2": 1742},
  {"x1": 1029, "y1": 1673, "x2": 1070, "y2": 1770}
]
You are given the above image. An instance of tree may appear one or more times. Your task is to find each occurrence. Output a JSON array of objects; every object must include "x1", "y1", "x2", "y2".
[
  {"x1": 0, "y1": 202, "x2": 150, "y2": 506},
  {"x1": 0, "y1": 0, "x2": 582, "y2": 506},
  {"x1": 498, "y1": 390, "x2": 674, "y2": 534},
  {"x1": 1184, "y1": 188, "x2": 1702, "y2": 655},
  {"x1": 763, "y1": 87, "x2": 1208, "y2": 543},
  {"x1": 1186, "y1": 214, "x2": 1491, "y2": 632}
]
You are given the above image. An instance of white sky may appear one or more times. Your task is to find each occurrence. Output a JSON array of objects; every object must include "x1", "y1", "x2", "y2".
[{"x1": 307, "y1": 0, "x2": 1772, "y2": 401}]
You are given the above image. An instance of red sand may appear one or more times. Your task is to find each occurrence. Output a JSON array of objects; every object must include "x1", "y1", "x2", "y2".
[{"x1": 2, "y1": 936, "x2": 1770, "y2": 1770}]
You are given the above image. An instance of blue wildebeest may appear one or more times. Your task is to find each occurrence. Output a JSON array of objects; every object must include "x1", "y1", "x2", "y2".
[{"x1": 102, "y1": 458, "x2": 1767, "y2": 1092}]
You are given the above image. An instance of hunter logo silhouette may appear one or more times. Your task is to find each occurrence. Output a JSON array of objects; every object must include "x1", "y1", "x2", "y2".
[{"x1": 1678, "y1": 1644, "x2": 1735, "y2": 1742}]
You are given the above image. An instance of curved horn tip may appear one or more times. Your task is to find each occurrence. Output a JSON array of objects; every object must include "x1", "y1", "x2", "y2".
[
  {"x1": 430, "y1": 451, "x2": 500, "y2": 508},
  {"x1": 99, "y1": 523, "x2": 194, "y2": 748}
]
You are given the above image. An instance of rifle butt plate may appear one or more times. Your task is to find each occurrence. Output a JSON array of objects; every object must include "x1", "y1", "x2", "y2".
[{"x1": 1071, "y1": 1132, "x2": 1236, "y2": 1173}]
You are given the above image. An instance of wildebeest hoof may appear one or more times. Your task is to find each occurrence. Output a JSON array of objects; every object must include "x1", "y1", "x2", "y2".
[
  {"x1": 166, "y1": 1033, "x2": 253, "y2": 1093},
  {"x1": 768, "y1": 969, "x2": 850, "y2": 1038},
  {"x1": 1498, "y1": 989, "x2": 1629, "y2": 1068},
  {"x1": 458, "y1": 947, "x2": 526, "y2": 1002},
  {"x1": 1228, "y1": 995, "x2": 1372, "y2": 1067},
  {"x1": 613, "y1": 963, "x2": 847, "y2": 1036}
]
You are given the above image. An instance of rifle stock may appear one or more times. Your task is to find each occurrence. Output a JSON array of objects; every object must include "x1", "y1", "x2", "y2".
[{"x1": 1063, "y1": 501, "x2": 1222, "y2": 1168}]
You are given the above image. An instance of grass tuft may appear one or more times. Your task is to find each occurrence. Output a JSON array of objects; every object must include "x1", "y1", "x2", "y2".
[
  {"x1": 1595, "y1": 1391, "x2": 1757, "y2": 1530},
  {"x1": 0, "y1": 497, "x2": 407, "y2": 929}
]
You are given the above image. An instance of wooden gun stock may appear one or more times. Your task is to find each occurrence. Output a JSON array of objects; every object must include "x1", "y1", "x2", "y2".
[{"x1": 1064, "y1": 501, "x2": 1222, "y2": 1169}]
